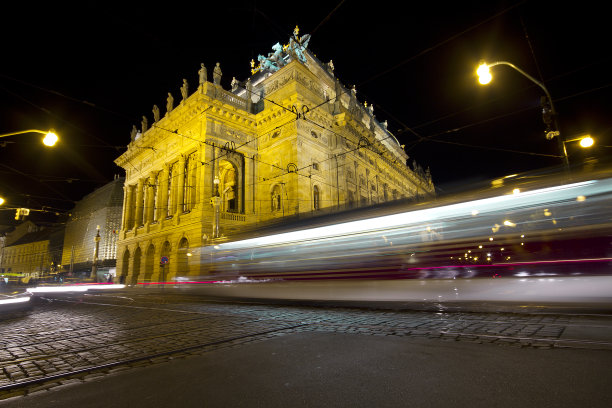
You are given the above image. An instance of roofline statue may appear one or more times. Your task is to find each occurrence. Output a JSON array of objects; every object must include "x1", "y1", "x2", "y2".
[{"x1": 251, "y1": 26, "x2": 311, "y2": 74}]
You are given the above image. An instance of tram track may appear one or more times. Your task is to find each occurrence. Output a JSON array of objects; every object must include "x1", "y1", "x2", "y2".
[
  {"x1": 30, "y1": 295, "x2": 612, "y2": 346},
  {"x1": 0, "y1": 322, "x2": 308, "y2": 395},
  {"x1": 1, "y1": 314, "x2": 216, "y2": 350},
  {"x1": 1, "y1": 302, "x2": 304, "y2": 368},
  {"x1": 3, "y1": 294, "x2": 612, "y2": 399}
]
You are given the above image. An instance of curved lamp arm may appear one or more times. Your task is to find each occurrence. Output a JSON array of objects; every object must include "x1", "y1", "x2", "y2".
[{"x1": 0, "y1": 129, "x2": 58, "y2": 146}]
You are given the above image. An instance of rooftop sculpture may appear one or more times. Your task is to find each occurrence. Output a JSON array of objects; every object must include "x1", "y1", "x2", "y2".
[{"x1": 251, "y1": 26, "x2": 311, "y2": 74}]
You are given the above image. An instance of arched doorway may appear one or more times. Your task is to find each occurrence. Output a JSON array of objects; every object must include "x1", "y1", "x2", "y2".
[
  {"x1": 313, "y1": 185, "x2": 320, "y2": 211},
  {"x1": 160, "y1": 241, "x2": 171, "y2": 282},
  {"x1": 271, "y1": 184, "x2": 283, "y2": 214},
  {"x1": 132, "y1": 247, "x2": 142, "y2": 285},
  {"x1": 120, "y1": 248, "x2": 130, "y2": 284},
  {"x1": 177, "y1": 237, "x2": 189, "y2": 278},
  {"x1": 144, "y1": 244, "x2": 155, "y2": 283}
]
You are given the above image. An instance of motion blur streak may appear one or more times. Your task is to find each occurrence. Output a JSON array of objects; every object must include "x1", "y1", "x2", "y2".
[
  {"x1": 150, "y1": 169, "x2": 612, "y2": 310},
  {"x1": 0, "y1": 296, "x2": 30, "y2": 305},
  {"x1": 27, "y1": 284, "x2": 126, "y2": 294},
  {"x1": 223, "y1": 180, "x2": 597, "y2": 249}
]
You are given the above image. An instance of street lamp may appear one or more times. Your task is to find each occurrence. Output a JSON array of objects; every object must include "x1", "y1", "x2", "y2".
[
  {"x1": 0, "y1": 129, "x2": 59, "y2": 147},
  {"x1": 92, "y1": 225, "x2": 101, "y2": 281},
  {"x1": 476, "y1": 61, "x2": 568, "y2": 169},
  {"x1": 562, "y1": 134, "x2": 595, "y2": 163},
  {"x1": 211, "y1": 176, "x2": 221, "y2": 239},
  {"x1": 577, "y1": 135, "x2": 594, "y2": 148}
]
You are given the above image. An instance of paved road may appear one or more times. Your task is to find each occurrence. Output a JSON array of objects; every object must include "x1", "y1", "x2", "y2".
[{"x1": 1, "y1": 289, "x2": 612, "y2": 407}]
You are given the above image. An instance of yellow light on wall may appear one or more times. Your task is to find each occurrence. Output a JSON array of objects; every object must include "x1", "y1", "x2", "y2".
[{"x1": 0, "y1": 197, "x2": 4, "y2": 206}]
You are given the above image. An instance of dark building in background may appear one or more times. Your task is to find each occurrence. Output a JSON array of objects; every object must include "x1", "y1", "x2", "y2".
[{"x1": 60, "y1": 176, "x2": 124, "y2": 281}]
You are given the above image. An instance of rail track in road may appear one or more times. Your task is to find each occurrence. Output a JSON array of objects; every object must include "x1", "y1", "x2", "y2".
[{"x1": 2, "y1": 292, "x2": 612, "y2": 400}]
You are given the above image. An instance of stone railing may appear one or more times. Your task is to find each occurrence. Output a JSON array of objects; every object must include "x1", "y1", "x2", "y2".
[
  {"x1": 213, "y1": 87, "x2": 248, "y2": 111},
  {"x1": 221, "y1": 212, "x2": 246, "y2": 222}
]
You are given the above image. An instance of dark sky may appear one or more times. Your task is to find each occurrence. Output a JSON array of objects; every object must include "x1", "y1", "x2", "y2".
[{"x1": 1, "y1": 0, "x2": 610, "y2": 225}]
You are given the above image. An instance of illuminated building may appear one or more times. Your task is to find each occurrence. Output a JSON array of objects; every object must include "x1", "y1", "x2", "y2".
[
  {"x1": 114, "y1": 29, "x2": 435, "y2": 284},
  {"x1": 0, "y1": 221, "x2": 64, "y2": 284},
  {"x1": 59, "y1": 176, "x2": 124, "y2": 281}
]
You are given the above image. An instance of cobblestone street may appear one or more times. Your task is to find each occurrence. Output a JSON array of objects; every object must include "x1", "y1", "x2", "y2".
[{"x1": 2, "y1": 290, "x2": 612, "y2": 403}]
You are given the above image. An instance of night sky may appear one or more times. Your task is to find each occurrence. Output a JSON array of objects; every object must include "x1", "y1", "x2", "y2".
[{"x1": 1, "y1": 0, "x2": 610, "y2": 225}]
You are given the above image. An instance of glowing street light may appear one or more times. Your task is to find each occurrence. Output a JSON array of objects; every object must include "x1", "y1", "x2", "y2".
[
  {"x1": 42, "y1": 131, "x2": 59, "y2": 146},
  {"x1": 0, "y1": 129, "x2": 59, "y2": 147},
  {"x1": 476, "y1": 60, "x2": 568, "y2": 169},
  {"x1": 476, "y1": 63, "x2": 492, "y2": 85},
  {"x1": 578, "y1": 135, "x2": 594, "y2": 148},
  {"x1": 0, "y1": 197, "x2": 4, "y2": 206},
  {"x1": 562, "y1": 134, "x2": 595, "y2": 162}
]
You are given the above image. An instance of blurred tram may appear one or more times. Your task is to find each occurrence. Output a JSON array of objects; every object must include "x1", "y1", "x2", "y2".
[{"x1": 179, "y1": 167, "x2": 612, "y2": 311}]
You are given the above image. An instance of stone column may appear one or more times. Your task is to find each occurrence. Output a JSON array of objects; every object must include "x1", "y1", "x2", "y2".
[
  {"x1": 159, "y1": 165, "x2": 169, "y2": 219},
  {"x1": 195, "y1": 147, "x2": 205, "y2": 210},
  {"x1": 244, "y1": 153, "x2": 252, "y2": 214},
  {"x1": 366, "y1": 169, "x2": 371, "y2": 204},
  {"x1": 135, "y1": 179, "x2": 144, "y2": 227},
  {"x1": 146, "y1": 175, "x2": 156, "y2": 224},
  {"x1": 354, "y1": 161, "x2": 360, "y2": 205},
  {"x1": 124, "y1": 185, "x2": 136, "y2": 230},
  {"x1": 211, "y1": 145, "x2": 220, "y2": 198},
  {"x1": 122, "y1": 185, "x2": 130, "y2": 230}
]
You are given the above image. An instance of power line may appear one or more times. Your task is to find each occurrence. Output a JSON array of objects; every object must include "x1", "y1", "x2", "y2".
[
  {"x1": 310, "y1": 0, "x2": 348, "y2": 36},
  {"x1": 357, "y1": 0, "x2": 527, "y2": 87}
]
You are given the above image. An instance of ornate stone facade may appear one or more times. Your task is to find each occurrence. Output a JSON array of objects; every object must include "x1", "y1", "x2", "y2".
[
  {"x1": 60, "y1": 176, "x2": 124, "y2": 280},
  {"x1": 114, "y1": 36, "x2": 434, "y2": 284}
]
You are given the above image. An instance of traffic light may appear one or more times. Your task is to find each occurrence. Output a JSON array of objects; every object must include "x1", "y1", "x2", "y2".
[{"x1": 14, "y1": 208, "x2": 30, "y2": 220}]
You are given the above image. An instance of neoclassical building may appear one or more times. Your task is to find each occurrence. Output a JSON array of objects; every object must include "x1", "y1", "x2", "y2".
[{"x1": 114, "y1": 28, "x2": 435, "y2": 284}]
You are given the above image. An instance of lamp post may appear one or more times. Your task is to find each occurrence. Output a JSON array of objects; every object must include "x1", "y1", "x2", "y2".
[
  {"x1": 211, "y1": 176, "x2": 221, "y2": 239},
  {"x1": 476, "y1": 61, "x2": 568, "y2": 170},
  {"x1": 0, "y1": 129, "x2": 59, "y2": 147},
  {"x1": 92, "y1": 225, "x2": 101, "y2": 281}
]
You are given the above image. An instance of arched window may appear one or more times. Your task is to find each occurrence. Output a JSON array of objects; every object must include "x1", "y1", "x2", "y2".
[
  {"x1": 144, "y1": 244, "x2": 155, "y2": 283},
  {"x1": 177, "y1": 237, "x2": 189, "y2": 277},
  {"x1": 313, "y1": 185, "x2": 320, "y2": 210},
  {"x1": 219, "y1": 160, "x2": 238, "y2": 213},
  {"x1": 184, "y1": 152, "x2": 198, "y2": 212},
  {"x1": 139, "y1": 182, "x2": 146, "y2": 226},
  {"x1": 152, "y1": 173, "x2": 159, "y2": 222},
  {"x1": 348, "y1": 191, "x2": 355, "y2": 208},
  {"x1": 166, "y1": 163, "x2": 175, "y2": 217}
]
